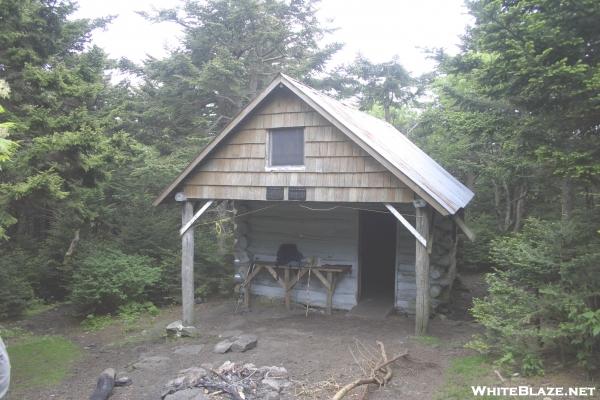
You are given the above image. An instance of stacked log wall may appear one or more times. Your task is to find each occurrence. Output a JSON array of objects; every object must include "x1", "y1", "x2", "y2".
[{"x1": 395, "y1": 211, "x2": 457, "y2": 313}]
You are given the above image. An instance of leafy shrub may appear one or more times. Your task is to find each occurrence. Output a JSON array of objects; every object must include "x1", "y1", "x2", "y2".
[
  {"x1": 470, "y1": 217, "x2": 600, "y2": 374},
  {"x1": 0, "y1": 250, "x2": 34, "y2": 319},
  {"x1": 80, "y1": 314, "x2": 114, "y2": 332},
  {"x1": 80, "y1": 302, "x2": 160, "y2": 333},
  {"x1": 70, "y1": 243, "x2": 161, "y2": 314},
  {"x1": 117, "y1": 301, "x2": 159, "y2": 324}
]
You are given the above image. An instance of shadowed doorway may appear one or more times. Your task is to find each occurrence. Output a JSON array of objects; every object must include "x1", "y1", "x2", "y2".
[{"x1": 359, "y1": 210, "x2": 397, "y2": 301}]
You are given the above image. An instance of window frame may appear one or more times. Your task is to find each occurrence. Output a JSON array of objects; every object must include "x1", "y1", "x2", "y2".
[{"x1": 265, "y1": 127, "x2": 306, "y2": 171}]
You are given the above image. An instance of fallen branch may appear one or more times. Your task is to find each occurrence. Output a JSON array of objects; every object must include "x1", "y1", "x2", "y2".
[
  {"x1": 332, "y1": 341, "x2": 408, "y2": 400},
  {"x1": 89, "y1": 368, "x2": 116, "y2": 400}
]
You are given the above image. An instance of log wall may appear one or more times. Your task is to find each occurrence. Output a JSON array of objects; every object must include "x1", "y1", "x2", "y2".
[
  {"x1": 395, "y1": 209, "x2": 457, "y2": 314},
  {"x1": 234, "y1": 201, "x2": 458, "y2": 313},
  {"x1": 234, "y1": 201, "x2": 359, "y2": 310}
]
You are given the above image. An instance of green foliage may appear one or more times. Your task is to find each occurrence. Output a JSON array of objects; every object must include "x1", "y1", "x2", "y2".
[
  {"x1": 23, "y1": 299, "x2": 57, "y2": 317},
  {"x1": 129, "y1": 0, "x2": 340, "y2": 151},
  {"x1": 80, "y1": 314, "x2": 114, "y2": 332},
  {"x1": 7, "y1": 335, "x2": 81, "y2": 391},
  {"x1": 0, "y1": 325, "x2": 28, "y2": 339},
  {"x1": 435, "y1": 355, "x2": 501, "y2": 400},
  {"x1": 417, "y1": 1, "x2": 600, "y2": 376},
  {"x1": 80, "y1": 302, "x2": 160, "y2": 333},
  {"x1": 471, "y1": 217, "x2": 600, "y2": 374},
  {"x1": 461, "y1": 213, "x2": 497, "y2": 269},
  {"x1": 0, "y1": 250, "x2": 34, "y2": 319},
  {"x1": 70, "y1": 243, "x2": 161, "y2": 314},
  {"x1": 118, "y1": 302, "x2": 159, "y2": 323}
]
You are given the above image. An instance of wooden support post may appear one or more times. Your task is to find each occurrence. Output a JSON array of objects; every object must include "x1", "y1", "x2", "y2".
[
  {"x1": 284, "y1": 268, "x2": 291, "y2": 310},
  {"x1": 326, "y1": 272, "x2": 336, "y2": 315},
  {"x1": 414, "y1": 202, "x2": 432, "y2": 335},
  {"x1": 181, "y1": 201, "x2": 195, "y2": 326}
]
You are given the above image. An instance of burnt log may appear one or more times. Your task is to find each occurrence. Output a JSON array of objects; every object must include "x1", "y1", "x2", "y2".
[{"x1": 89, "y1": 368, "x2": 116, "y2": 400}]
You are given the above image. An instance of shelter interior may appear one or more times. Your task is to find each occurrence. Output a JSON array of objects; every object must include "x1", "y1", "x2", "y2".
[{"x1": 359, "y1": 210, "x2": 397, "y2": 302}]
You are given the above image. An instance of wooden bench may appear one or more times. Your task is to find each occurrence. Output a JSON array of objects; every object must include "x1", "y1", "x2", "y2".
[{"x1": 241, "y1": 261, "x2": 352, "y2": 314}]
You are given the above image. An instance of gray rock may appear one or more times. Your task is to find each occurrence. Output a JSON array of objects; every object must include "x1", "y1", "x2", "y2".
[
  {"x1": 181, "y1": 326, "x2": 199, "y2": 338},
  {"x1": 230, "y1": 334, "x2": 258, "y2": 352},
  {"x1": 114, "y1": 376, "x2": 132, "y2": 386},
  {"x1": 163, "y1": 367, "x2": 208, "y2": 395},
  {"x1": 133, "y1": 356, "x2": 171, "y2": 370},
  {"x1": 213, "y1": 340, "x2": 233, "y2": 354},
  {"x1": 164, "y1": 388, "x2": 208, "y2": 400},
  {"x1": 261, "y1": 378, "x2": 290, "y2": 393},
  {"x1": 218, "y1": 329, "x2": 243, "y2": 339},
  {"x1": 174, "y1": 344, "x2": 204, "y2": 355},
  {"x1": 166, "y1": 320, "x2": 184, "y2": 336},
  {"x1": 265, "y1": 366, "x2": 288, "y2": 378}
]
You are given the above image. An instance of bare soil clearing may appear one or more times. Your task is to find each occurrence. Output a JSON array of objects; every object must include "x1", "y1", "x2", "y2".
[{"x1": 6, "y1": 297, "x2": 483, "y2": 400}]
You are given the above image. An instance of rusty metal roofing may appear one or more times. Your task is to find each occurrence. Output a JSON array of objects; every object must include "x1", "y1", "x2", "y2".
[
  {"x1": 280, "y1": 74, "x2": 473, "y2": 215},
  {"x1": 154, "y1": 73, "x2": 474, "y2": 215}
]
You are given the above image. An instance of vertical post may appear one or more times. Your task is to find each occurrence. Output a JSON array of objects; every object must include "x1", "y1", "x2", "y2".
[
  {"x1": 414, "y1": 201, "x2": 431, "y2": 335},
  {"x1": 284, "y1": 268, "x2": 291, "y2": 310},
  {"x1": 326, "y1": 272, "x2": 335, "y2": 315},
  {"x1": 181, "y1": 201, "x2": 195, "y2": 326}
]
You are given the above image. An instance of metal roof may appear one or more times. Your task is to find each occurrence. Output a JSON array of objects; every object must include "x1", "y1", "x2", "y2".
[
  {"x1": 154, "y1": 74, "x2": 474, "y2": 215},
  {"x1": 280, "y1": 74, "x2": 474, "y2": 215}
]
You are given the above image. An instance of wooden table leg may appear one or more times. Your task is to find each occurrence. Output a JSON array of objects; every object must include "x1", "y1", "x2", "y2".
[
  {"x1": 326, "y1": 271, "x2": 334, "y2": 315},
  {"x1": 243, "y1": 264, "x2": 263, "y2": 310},
  {"x1": 284, "y1": 268, "x2": 291, "y2": 310}
]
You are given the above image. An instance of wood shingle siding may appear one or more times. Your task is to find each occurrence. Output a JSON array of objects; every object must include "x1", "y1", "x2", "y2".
[
  {"x1": 183, "y1": 88, "x2": 414, "y2": 203},
  {"x1": 184, "y1": 186, "x2": 411, "y2": 202}
]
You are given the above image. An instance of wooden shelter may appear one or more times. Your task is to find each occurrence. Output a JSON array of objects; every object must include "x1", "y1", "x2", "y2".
[{"x1": 155, "y1": 74, "x2": 474, "y2": 334}]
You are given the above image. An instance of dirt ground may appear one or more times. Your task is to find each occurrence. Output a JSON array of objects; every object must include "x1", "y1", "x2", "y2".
[{"x1": 6, "y1": 291, "x2": 485, "y2": 400}]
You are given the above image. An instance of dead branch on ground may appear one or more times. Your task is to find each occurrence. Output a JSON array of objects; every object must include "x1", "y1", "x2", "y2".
[{"x1": 332, "y1": 340, "x2": 408, "y2": 400}]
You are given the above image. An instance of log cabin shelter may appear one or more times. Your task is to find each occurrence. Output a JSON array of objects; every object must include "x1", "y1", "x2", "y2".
[{"x1": 154, "y1": 73, "x2": 475, "y2": 335}]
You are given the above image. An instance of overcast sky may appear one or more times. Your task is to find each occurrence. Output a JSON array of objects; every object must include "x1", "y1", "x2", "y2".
[{"x1": 73, "y1": 0, "x2": 473, "y2": 75}]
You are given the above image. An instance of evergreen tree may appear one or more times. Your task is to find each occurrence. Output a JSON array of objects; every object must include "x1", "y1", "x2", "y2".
[{"x1": 127, "y1": 0, "x2": 341, "y2": 152}]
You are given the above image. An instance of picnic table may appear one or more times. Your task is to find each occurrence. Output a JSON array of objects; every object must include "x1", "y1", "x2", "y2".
[{"x1": 241, "y1": 260, "x2": 352, "y2": 314}]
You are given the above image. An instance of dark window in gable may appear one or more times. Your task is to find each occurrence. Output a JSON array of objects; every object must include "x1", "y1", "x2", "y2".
[{"x1": 269, "y1": 127, "x2": 304, "y2": 166}]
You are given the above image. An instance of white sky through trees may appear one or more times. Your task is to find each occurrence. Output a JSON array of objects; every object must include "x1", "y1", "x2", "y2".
[{"x1": 73, "y1": 0, "x2": 473, "y2": 75}]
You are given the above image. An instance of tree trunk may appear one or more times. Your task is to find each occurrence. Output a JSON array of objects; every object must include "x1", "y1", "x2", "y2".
[
  {"x1": 513, "y1": 183, "x2": 527, "y2": 232},
  {"x1": 492, "y1": 180, "x2": 502, "y2": 230},
  {"x1": 384, "y1": 103, "x2": 391, "y2": 123},
  {"x1": 561, "y1": 177, "x2": 574, "y2": 222},
  {"x1": 503, "y1": 179, "x2": 512, "y2": 231}
]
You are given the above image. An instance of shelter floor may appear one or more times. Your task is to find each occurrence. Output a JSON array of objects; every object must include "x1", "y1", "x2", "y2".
[{"x1": 347, "y1": 295, "x2": 395, "y2": 320}]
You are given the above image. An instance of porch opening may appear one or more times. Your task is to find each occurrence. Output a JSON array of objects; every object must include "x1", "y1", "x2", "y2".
[{"x1": 359, "y1": 210, "x2": 397, "y2": 302}]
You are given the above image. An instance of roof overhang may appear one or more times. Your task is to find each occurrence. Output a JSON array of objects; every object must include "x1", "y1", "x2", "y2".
[{"x1": 153, "y1": 73, "x2": 474, "y2": 216}]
